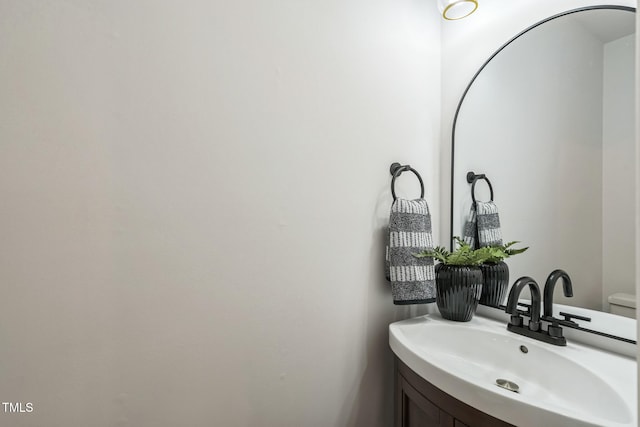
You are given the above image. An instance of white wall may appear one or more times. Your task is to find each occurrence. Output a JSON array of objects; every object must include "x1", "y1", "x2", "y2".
[
  {"x1": 603, "y1": 33, "x2": 637, "y2": 308},
  {"x1": 0, "y1": 1, "x2": 441, "y2": 426}
]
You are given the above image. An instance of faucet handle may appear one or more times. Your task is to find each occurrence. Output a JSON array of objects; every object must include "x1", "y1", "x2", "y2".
[
  {"x1": 524, "y1": 300, "x2": 541, "y2": 331},
  {"x1": 507, "y1": 302, "x2": 539, "y2": 329},
  {"x1": 517, "y1": 301, "x2": 531, "y2": 310},
  {"x1": 540, "y1": 315, "x2": 565, "y2": 338},
  {"x1": 500, "y1": 301, "x2": 530, "y2": 315},
  {"x1": 558, "y1": 311, "x2": 591, "y2": 326},
  {"x1": 515, "y1": 301, "x2": 532, "y2": 317}
]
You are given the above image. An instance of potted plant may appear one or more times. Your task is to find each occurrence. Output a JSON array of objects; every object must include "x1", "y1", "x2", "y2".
[
  {"x1": 476, "y1": 242, "x2": 528, "y2": 307},
  {"x1": 414, "y1": 239, "x2": 491, "y2": 322}
]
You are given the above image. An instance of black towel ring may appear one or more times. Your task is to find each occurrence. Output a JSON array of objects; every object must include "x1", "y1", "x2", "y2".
[
  {"x1": 390, "y1": 162, "x2": 425, "y2": 201},
  {"x1": 466, "y1": 171, "x2": 494, "y2": 204}
]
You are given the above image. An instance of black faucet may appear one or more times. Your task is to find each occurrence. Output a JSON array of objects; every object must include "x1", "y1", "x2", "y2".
[
  {"x1": 506, "y1": 276, "x2": 542, "y2": 331},
  {"x1": 540, "y1": 269, "x2": 592, "y2": 340},
  {"x1": 543, "y1": 269, "x2": 573, "y2": 318},
  {"x1": 505, "y1": 276, "x2": 566, "y2": 346}
]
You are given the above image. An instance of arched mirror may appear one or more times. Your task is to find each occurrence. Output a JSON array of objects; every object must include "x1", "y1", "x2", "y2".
[{"x1": 451, "y1": 7, "x2": 636, "y2": 316}]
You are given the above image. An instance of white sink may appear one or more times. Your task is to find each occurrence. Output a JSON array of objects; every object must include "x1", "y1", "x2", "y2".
[{"x1": 390, "y1": 313, "x2": 637, "y2": 427}]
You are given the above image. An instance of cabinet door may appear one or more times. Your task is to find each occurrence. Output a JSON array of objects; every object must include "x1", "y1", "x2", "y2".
[
  {"x1": 398, "y1": 376, "x2": 453, "y2": 427},
  {"x1": 395, "y1": 357, "x2": 514, "y2": 427}
]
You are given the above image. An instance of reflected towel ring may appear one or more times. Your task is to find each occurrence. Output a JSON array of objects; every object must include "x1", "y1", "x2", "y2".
[
  {"x1": 467, "y1": 171, "x2": 494, "y2": 204},
  {"x1": 390, "y1": 162, "x2": 425, "y2": 201}
]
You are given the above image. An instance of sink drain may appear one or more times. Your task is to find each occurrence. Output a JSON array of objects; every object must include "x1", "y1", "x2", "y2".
[{"x1": 496, "y1": 379, "x2": 519, "y2": 393}]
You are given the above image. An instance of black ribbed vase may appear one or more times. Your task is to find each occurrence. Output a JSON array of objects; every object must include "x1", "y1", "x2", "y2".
[
  {"x1": 435, "y1": 264, "x2": 483, "y2": 322},
  {"x1": 479, "y1": 261, "x2": 510, "y2": 307}
]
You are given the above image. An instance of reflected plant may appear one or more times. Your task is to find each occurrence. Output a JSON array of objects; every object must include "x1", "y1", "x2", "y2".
[{"x1": 479, "y1": 241, "x2": 528, "y2": 264}]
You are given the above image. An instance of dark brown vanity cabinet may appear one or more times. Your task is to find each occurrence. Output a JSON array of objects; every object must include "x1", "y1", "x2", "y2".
[{"x1": 395, "y1": 357, "x2": 514, "y2": 427}]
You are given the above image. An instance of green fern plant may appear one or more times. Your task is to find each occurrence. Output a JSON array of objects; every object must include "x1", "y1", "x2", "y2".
[
  {"x1": 413, "y1": 238, "x2": 528, "y2": 266},
  {"x1": 414, "y1": 238, "x2": 489, "y2": 266}
]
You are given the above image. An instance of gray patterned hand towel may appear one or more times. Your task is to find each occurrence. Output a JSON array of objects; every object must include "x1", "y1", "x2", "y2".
[
  {"x1": 385, "y1": 198, "x2": 436, "y2": 305},
  {"x1": 462, "y1": 201, "x2": 503, "y2": 248}
]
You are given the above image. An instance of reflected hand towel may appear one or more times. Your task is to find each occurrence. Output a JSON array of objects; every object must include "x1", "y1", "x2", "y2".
[{"x1": 462, "y1": 201, "x2": 503, "y2": 248}]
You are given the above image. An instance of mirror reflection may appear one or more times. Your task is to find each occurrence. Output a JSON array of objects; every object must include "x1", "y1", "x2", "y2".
[{"x1": 451, "y1": 7, "x2": 636, "y2": 317}]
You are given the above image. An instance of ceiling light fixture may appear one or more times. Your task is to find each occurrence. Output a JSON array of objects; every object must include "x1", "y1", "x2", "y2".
[{"x1": 438, "y1": 0, "x2": 478, "y2": 20}]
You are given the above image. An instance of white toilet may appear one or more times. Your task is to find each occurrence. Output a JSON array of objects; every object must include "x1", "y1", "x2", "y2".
[{"x1": 608, "y1": 293, "x2": 636, "y2": 319}]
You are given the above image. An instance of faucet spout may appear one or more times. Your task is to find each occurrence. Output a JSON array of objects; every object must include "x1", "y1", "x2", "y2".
[
  {"x1": 543, "y1": 269, "x2": 573, "y2": 318},
  {"x1": 505, "y1": 275, "x2": 568, "y2": 346},
  {"x1": 506, "y1": 276, "x2": 541, "y2": 331}
]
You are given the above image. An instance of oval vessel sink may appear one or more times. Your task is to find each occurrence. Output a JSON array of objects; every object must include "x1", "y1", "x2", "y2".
[{"x1": 390, "y1": 314, "x2": 636, "y2": 427}]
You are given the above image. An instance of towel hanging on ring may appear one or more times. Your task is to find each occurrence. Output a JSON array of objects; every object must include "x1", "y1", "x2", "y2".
[{"x1": 385, "y1": 163, "x2": 435, "y2": 305}]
